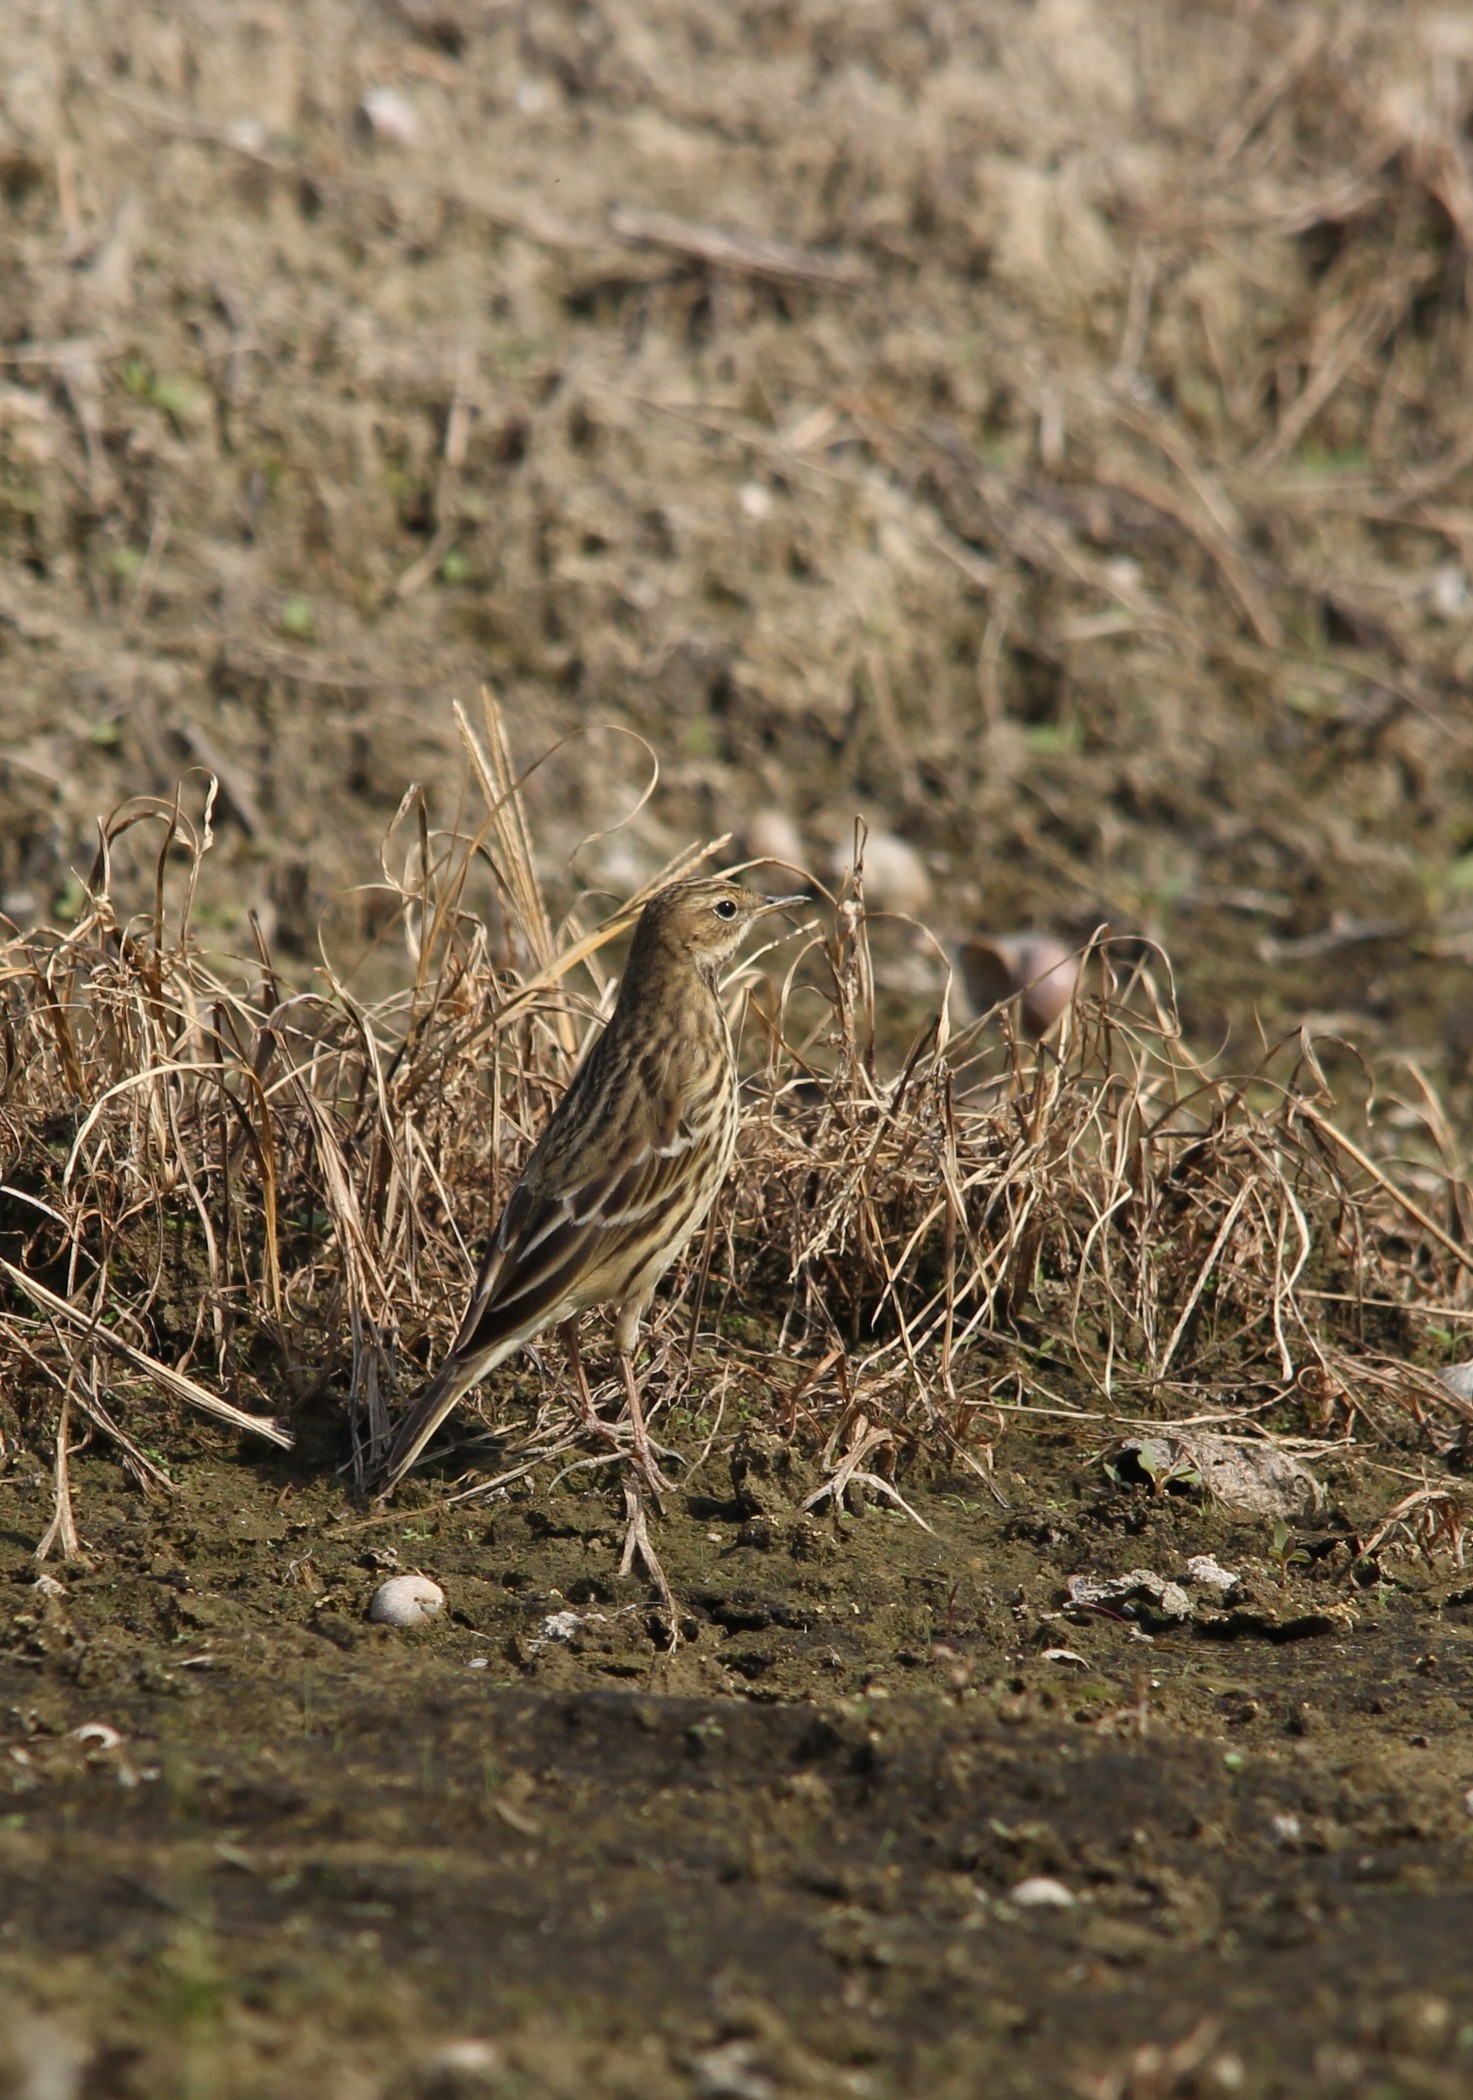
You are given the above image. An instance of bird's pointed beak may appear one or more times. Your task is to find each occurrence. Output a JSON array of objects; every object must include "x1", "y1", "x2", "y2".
[{"x1": 757, "y1": 892, "x2": 810, "y2": 916}]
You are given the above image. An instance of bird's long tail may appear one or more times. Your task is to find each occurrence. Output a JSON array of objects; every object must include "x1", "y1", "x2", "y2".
[{"x1": 375, "y1": 1334, "x2": 521, "y2": 1497}]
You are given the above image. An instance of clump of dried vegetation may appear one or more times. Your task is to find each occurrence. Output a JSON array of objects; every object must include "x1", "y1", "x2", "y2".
[{"x1": 2, "y1": 696, "x2": 1471, "y2": 1558}]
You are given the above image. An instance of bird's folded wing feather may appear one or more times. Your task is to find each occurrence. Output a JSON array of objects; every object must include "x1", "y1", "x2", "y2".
[{"x1": 450, "y1": 1114, "x2": 708, "y2": 1360}]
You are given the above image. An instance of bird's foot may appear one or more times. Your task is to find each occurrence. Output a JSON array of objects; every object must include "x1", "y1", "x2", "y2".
[
  {"x1": 576, "y1": 1402, "x2": 680, "y2": 1464},
  {"x1": 629, "y1": 1437, "x2": 675, "y2": 1507},
  {"x1": 619, "y1": 1479, "x2": 678, "y2": 1647},
  {"x1": 576, "y1": 1401, "x2": 624, "y2": 1444}
]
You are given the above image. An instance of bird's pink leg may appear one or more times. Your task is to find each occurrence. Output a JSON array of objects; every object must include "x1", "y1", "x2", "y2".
[
  {"x1": 562, "y1": 1322, "x2": 613, "y2": 1438},
  {"x1": 619, "y1": 1346, "x2": 672, "y2": 1502}
]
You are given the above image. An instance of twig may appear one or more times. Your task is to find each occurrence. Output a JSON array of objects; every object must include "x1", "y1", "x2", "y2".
[
  {"x1": 1158, "y1": 1183, "x2": 1253, "y2": 1374},
  {"x1": 1097, "y1": 467, "x2": 1281, "y2": 648},
  {"x1": 0, "y1": 1261, "x2": 293, "y2": 1446},
  {"x1": 34, "y1": 1389, "x2": 80, "y2": 1562},
  {"x1": 122, "y1": 506, "x2": 172, "y2": 636},
  {"x1": 608, "y1": 204, "x2": 862, "y2": 288},
  {"x1": 1295, "y1": 1107, "x2": 1473, "y2": 1279},
  {"x1": 1258, "y1": 916, "x2": 1406, "y2": 964},
  {"x1": 1251, "y1": 261, "x2": 1434, "y2": 471},
  {"x1": 1208, "y1": 15, "x2": 1327, "y2": 171},
  {"x1": 0, "y1": 337, "x2": 122, "y2": 368},
  {"x1": 800, "y1": 1419, "x2": 934, "y2": 1532}
]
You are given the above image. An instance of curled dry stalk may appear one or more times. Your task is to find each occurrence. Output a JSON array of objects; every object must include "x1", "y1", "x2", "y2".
[
  {"x1": 0, "y1": 694, "x2": 1471, "y2": 1580},
  {"x1": 1355, "y1": 1480, "x2": 1469, "y2": 1570}
]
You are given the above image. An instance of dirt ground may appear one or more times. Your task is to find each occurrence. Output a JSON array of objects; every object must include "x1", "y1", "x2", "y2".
[
  {"x1": 5, "y1": 0, "x2": 1473, "y2": 2094},
  {"x1": 4, "y1": 1426, "x2": 1473, "y2": 2099}
]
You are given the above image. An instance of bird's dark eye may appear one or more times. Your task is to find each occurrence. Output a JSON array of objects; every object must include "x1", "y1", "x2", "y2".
[{"x1": 713, "y1": 897, "x2": 738, "y2": 920}]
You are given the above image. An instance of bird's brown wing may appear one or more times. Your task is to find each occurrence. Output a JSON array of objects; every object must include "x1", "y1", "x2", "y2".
[
  {"x1": 375, "y1": 1116, "x2": 715, "y2": 1495},
  {"x1": 448, "y1": 1109, "x2": 713, "y2": 1363}
]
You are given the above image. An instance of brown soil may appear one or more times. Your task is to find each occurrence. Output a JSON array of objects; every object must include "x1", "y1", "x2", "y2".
[
  {"x1": 4, "y1": 1428, "x2": 1473, "y2": 2098},
  {"x1": 4, "y1": 2, "x2": 1473, "y2": 2095}
]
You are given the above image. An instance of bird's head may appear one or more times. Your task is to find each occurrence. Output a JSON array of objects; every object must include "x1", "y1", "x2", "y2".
[{"x1": 631, "y1": 874, "x2": 806, "y2": 979}]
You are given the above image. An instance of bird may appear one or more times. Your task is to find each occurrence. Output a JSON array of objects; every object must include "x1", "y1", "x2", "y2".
[{"x1": 375, "y1": 874, "x2": 803, "y2": 1497}]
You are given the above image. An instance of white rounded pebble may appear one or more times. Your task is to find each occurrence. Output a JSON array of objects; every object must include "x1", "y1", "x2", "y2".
[
  {"x1": 69, "y1": 1723, "x2": 123, "y2": 1750},
  {"x1": 360, "y1": 86, "x2": 420, "y2": 147},
  {"x1": 225, "y1": 115, "x2": 269, "y2": 155},
  {"x1": 425, "y1": 2040, "x2": 499, "y2": 2076},
  {"x1": 369, "y1": 1574, "x2": 444, "y2": 1627},
  {"x1": 1009, "y1": 1875, "x2": 1076, "y2": 1908},
  {"x1": 1431, "y1": 563, "x2": 1468, "y2": 621},
  {"x1": 538, "y1": 1609, "x2": 583, "y2": 1642}
]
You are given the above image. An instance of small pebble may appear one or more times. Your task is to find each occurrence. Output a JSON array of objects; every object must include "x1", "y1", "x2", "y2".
[
  {"x1": 1437, "y1": 1362, "x2": 1473, "y2": 1400},
  {"x1": 1009, "y1": 1875, "x2": 1075, "y2": 1909},
  {"x1": 1185, "y1": 1553, "x2": 1240, "y2": 1596},
  {"x1": 368, "y1": 1574, "x2": 444, "y2": 1627},
  {"x1": 692, "y1": 2040, "x2": 770, "y2": 2100},
  {"x1": 69, "y1": 1722, "x2": 122, "y2": 1750},
  {"x1": 538, "y1": 1609, "x2": 582, "y2": 1642},
  {"x1": 468, "y1": 1656, "x2": 489, "y2": 1670},
  {"x1": 1430, "y1": 564, "x2": 1468, "y2": 620},
  {"x1": 0, "y1": 2004, "x2": 85, "y2": 2100},
  {"x1": 225, "y1": 115, "x2": 269, "y2": 154},
  {"x1": 360, "y1": 86, "x2": 420, "y2": 147},
  {"x1": 1379, "y1": 1990, "x2": 1453, "y2": 2056},
  {"x1": 955, "y1": 933, "x2": 1079, "y2": 1036},
  {"x1": 834, "y1": 831, "x2": 932, "y2": 918},
  {"x1": 424, "y1": 2039, "x2": 500, "y2": 2076},
  {"x1": 739, "y1": 809, "x2": 806, "y2": 887}
]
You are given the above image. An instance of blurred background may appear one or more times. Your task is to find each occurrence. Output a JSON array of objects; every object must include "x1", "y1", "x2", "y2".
[{"x1": 4, "y1": 0, "x2": 1473, "y2": 1078}]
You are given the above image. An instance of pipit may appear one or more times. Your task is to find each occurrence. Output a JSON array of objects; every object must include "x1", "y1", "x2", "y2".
[{"x1": 376, "y1": 875, "x2": 801, "y2": 1497}]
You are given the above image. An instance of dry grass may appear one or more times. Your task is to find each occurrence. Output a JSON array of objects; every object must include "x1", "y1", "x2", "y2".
[
  {"x1": 10, "y1": 4, "x2": 1473, "y2": 1082},
  {"x1": 741, "y1": 887, "x2": 1473, "y2": 1477},
  {"x1": 2, "y1": 694, "x2": 1471, "y2": 1557}
]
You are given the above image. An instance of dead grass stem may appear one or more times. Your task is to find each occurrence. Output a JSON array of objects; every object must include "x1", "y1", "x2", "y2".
[{"x1": 1, "y1": 698, "x2": 1470, "y2": 1552}]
